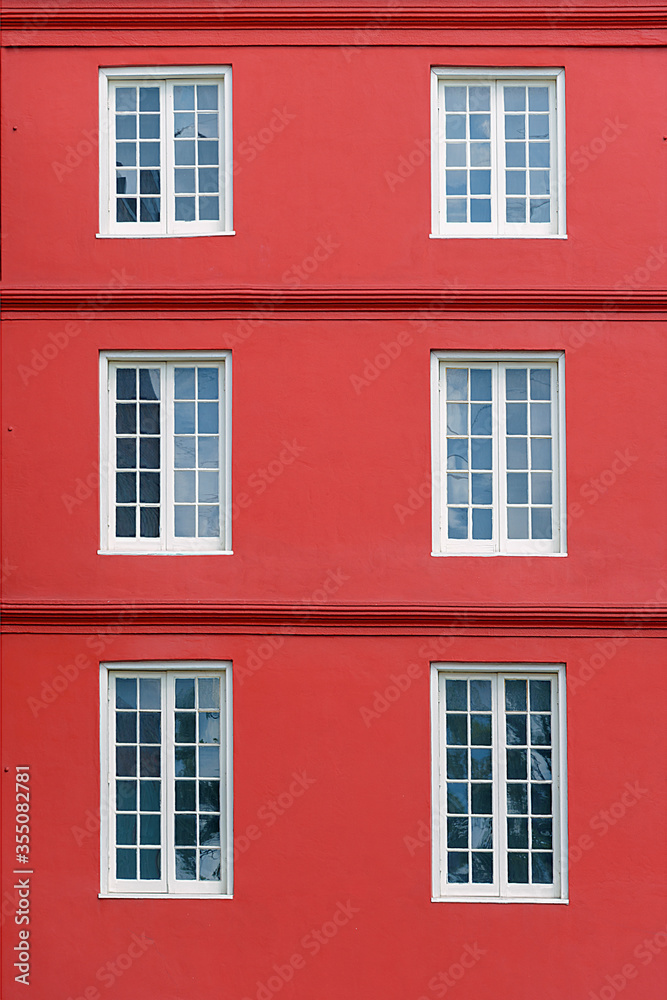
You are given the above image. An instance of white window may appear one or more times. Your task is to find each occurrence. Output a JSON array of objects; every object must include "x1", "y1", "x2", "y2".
[
  {"x1": 101, "y1": 662, "x2": 233, "y2": 897},
  {"x1": 431, "y1": 664, "x2": 567, "y2": 903},
  {"x1": 431, "y1": 352, "x2": 566, "y2": 555},
  {"x1": 431, "y1": 68, "x2": 565, "y2": 237},
  {"x1": 99, "y1": 67, "x2": 232, "y2": 237},
  {"x1": 100, "y1": 352, "x2": 231, "y2": 553}
]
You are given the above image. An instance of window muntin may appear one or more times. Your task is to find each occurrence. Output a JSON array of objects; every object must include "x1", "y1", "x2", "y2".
[
  {"x1": 431, "y1": 69, "x2": 565, "y2": 237},
  {"x1": 432, "y1": 665, "x2": 567, "y2": 902},
  {"x1": 100, "y1": 68, "x2": 232, "y2": 236},
  {"x1": 102, "y1": 664, "x2": 232, "y2": 897},
  {"x1": 101, "y1": 353, "x2": 231, "y2": 553},
  {"x1": 432, "y1": 353, "x2": 565, "y2": 555}
]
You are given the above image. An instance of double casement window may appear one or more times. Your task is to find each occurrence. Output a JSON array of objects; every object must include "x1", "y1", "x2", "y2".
[
  {"x1": 99, "y1": 67, "x2": 232, "y2": 236},
  {"x1": 101, "y1": 663, "x2": 233, "y2": 897},
  {"x1": 100, "y1": 352, "x2": 231, "y2": 553},
  {"x1": 431, "y1": 664, "x2": 567, "y2": 903},
  {"x1": 431, "y1": 352, "x2": 566, "y2": 555},
  {"x1": 431, "y1": 68, "x2": 565, "y2": 237}
]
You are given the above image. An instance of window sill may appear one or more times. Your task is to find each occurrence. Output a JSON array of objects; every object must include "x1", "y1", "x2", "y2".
[
  {"x1": 96, "y1": 231, "x2": 235, "y2": 239},
  {"x1": 431, "y1": 551, "x2": 567, "y2": 557},
  {"x1": 429, "y1": 233, "x2": 567, "y2": 240},
  {"x1": 99, "y1": 892, "x2": 233, "y2": 899},
  {"x1": 98, "y1": 549, "x2": 233, "y2": 556},
  {"x1": 432, "y1": 896, "x2": 568, "y2": 904}
]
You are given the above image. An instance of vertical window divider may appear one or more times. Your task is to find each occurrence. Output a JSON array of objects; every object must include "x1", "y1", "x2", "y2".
[
  {"x1": 491, "y1": 81, "x2": 501, "y2": 231},
  {"x1": 164, "y1": 673, "x2": 175, "y2": 892},
  {"x1": 438, "y1": 361, "x2": 448, "y2": 552},
  {"x1": 496, "y1": 363, "x2": 508, "y2": 551},
  {"x1": 105, "y1": 672, "x2": 115, "y2": 890},
  {"x1": 163, "y1": 363, "x2": 174, "y2": 551},
  {"x1": 496, "y1": 674, "x2": 509, "y2": 896},
  {"x1": 437, "y1": 79, "x2": 446, "y2": 231},
  {"x1": 107, "y1": 84, "x2": 116, "y2": 229},
  {"x1": 164, "y1": 81, "x2": 175, "y2": 234}
]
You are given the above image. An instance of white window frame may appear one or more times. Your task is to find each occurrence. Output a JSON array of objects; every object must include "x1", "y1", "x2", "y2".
[
  {"x1": 431, "y1": 351, "x2": 566, "y2": 556},
  {"x1": 100, "y1": 350, "x2": 232, "y2": 554},
  {"x1": 431, "y1": 67, "x2": 566, "y2": 238},
  {"x1": 100, "y1": 661, "x2": 233, "y2": 898},
  {"x1": 99, "y1": 66, "x2": 233, "y2": 237},
  {"x1": 431, "y1": 663, "x2": 568, "y2": 903}
]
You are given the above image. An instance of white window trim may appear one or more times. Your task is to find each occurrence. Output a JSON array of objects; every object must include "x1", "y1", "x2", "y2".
[
  {"x1": 430, "y1": 350, "x2": 566, "y2": 556},
  {"x1": 430, "y1": 67, "x2": 566, "y2": 238},
  {"x1": 98, "y1": 66, "x2": 234, "y2": 238},
  {"x1": 99, "y1": 350, "x2": 232, "y2": 554},
  {"x1": 100, "y1": 661, "x2": 233, "y2": 898},
  {"x1": 430, "y1": 662, "x2": 568, "y2": 903}
]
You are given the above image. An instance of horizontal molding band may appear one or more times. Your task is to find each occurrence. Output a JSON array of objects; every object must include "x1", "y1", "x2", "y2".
[
  {"x1": 2, "y1": 604, "x2": 665, "y2": 634},
  {"x1": 3, "y1": 287, "x2": 667, "y2": 317},
  {"x1": 3, "y1": 5, "x2": 666, "y2": 32}
]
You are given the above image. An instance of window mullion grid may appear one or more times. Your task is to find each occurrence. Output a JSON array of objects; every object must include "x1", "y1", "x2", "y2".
[
  {"x1": 108, "y1": 86, "x2": 117, "y2": 231},
  {"x1": 218, "y1": 363, "x2": 227, "y2": 549},
  {"x1": 438, "y1": 81, "x2": 447, "y2": 233},
  {"x1": 106, "y1": 364, "x2": 116, "y2": 549},
  {"x1": 491, "y1": 81, "x2": 502, "y2": 235},
  {"x1": 219, "y1": 674, "x2": 228, "y2": 890},
  {"x1": 438, "y1": 672, "x2": 448, "y2": 895},
  {"x1": 548, "y1": 80, "x2": 557, "y2": 231},
  {"x1": 163, "y1": 363, "x2": 174, "y2": 551},
  {"x1": 496, "y1": 364, "x2": 508, "y2": 552},
  {"x1": 496, "y1": 673, "x2": 509, "y2": 895},
  {"x1": 219, "y1": 82, "x2": 226, "y2": 230},
  {"x1": 164, "y1": 675, "x2": 176, "y2": 892},
  {"x1": 439, "y1": 362, "x2": 448, "y2": 552},
  {"x1": 550, "y1": 366, "x2": 560, "y2": 550},
  {"x1": 550, "y1": 676, "x2": 561, "y2": 896},
  {"x1": 164, "y1": 82, "x2": 175, "y2": 235},
  {"x1": 107, "y1": 674, "x2": 117, "y2": 889}
]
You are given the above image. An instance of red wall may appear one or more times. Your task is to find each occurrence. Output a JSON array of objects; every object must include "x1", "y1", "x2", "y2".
[
  {"x1": 2, "y1": 45, "x2": 666, "y2": 289},
  {"x1": 2, "y1": 633, "x2": 666, "y2": 1000},
  {"x1": 2, "y1": 12, "x2": 666, "y2": 1000},
  {"x1": 2, "y1": 317, "x2": 666, "y2": 605}
]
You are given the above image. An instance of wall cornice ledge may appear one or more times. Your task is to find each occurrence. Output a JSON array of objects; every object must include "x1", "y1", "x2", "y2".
[
  {"x1": 3, "y1": 286, "x2": 667, "y2": 318},
  {"x1": 2, "y1": 603, "x2": 665, "y2": 634},
  {"x1": 2, "y1": 5, "x2": 666, "y2": 33}
]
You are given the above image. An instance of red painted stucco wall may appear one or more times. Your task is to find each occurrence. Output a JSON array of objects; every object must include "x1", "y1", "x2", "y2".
[{"x1": 2, "y1": 6, "x2": 666, "y2": 999}]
